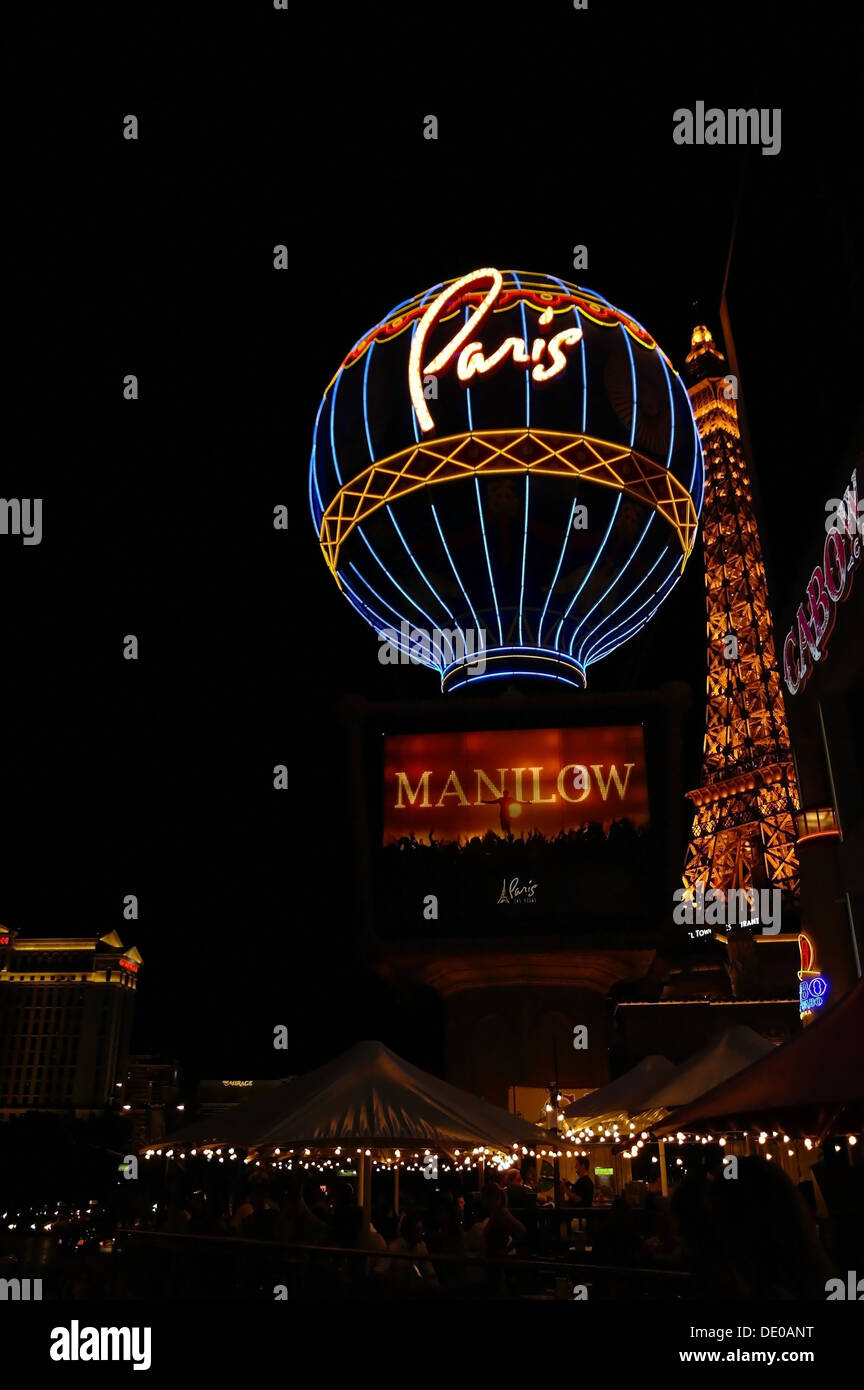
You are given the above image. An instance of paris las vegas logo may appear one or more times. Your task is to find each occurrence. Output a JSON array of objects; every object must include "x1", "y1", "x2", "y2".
[
  {"x1": 497, "y1": 877, "x2": 538, "y2": 906},
  {"x1": 408, "y1": 267, "x2": 584, "y2": 434}
]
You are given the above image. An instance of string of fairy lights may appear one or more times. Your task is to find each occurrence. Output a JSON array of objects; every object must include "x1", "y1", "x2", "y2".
[
  {"x1": 141, "y1": 1084, "x2": 861, "y2": 1172},
  {"x1": 140, "y1": 1131, "x2": 859, "y2": 1172},
  {"x1": 141, "y1": 1142, "x2": 592, "y2": 1173}
]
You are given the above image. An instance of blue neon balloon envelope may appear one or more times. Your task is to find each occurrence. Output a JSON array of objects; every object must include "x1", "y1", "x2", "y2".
[{"x1": 310, "y1": 268, "x2": 704, "y2": 691}]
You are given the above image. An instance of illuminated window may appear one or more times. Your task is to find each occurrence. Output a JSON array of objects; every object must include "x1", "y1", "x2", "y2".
[{"x1": 795, "y1": 807, "x2": 839, "y2": 842}]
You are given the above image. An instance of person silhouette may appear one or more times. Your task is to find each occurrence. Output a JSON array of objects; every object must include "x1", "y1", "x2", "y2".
[{"x1": 482, "y1": 794, "x2": 523, "y2": 834}]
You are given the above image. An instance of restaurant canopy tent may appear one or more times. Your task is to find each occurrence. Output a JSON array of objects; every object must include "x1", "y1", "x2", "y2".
[
  {"x1": 629, "y1": 1025, "x2": 778, "y2": 1131},
  {"x1": 654, "y1": 981, "x2": 864, "y2": 1139},
  {"x1": 166, "y1": 1039, "x2": 547, "y2": 1161},
  {"x1": 561, "y1": 1055, "x2": 677, "y2": 1135}
]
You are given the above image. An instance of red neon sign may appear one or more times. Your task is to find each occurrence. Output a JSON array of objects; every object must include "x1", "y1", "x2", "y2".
[{"x1": 783, "y1": 470, "x2": 862, "y2": 695}]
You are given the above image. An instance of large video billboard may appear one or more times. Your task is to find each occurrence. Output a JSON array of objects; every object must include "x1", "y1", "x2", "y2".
[
  {"x1": 383, "y1": 727, "x2": 649, "y2": 845},
  {"x1": 377, "y1": 726, "x2": 656, "y2": 936}
]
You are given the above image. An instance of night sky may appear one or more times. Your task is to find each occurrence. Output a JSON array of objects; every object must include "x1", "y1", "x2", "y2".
[{"x1": 5, "y1": 2, "x2": 861, "y2": 1088}]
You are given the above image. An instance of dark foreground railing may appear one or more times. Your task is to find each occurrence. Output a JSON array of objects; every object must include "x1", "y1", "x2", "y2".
[
  {"x1": 1, "y1": 1224, "x2": 693, "y2": 1301},
  {"x1": 83, "y1": 1230, "x2": 691, "y2": 1300}
]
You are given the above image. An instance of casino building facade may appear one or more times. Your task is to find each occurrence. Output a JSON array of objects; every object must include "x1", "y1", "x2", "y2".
[
  {"x1": 311, "y1": 266, "x2": 706, "y2": 1106},
  {"x1": 0, "y1": 928, "x2": 141, "y2": 1118},
  {"x1": 777, "y1": 423, "x2": 864, "y2": 1019},
  {"x1": 343, "y1": 681, "x2": 691, "y2": 1108},
  {"x1": 310, "y1": 266, "x2": 834, "y2": 1107}
]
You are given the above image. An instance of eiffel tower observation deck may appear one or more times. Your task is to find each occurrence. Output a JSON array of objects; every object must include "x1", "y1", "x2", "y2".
[{"x1": 682, "y1": 326, "x2": 800, "y2": 914}]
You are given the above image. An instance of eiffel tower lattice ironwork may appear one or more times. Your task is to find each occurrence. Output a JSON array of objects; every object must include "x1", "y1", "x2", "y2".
[{"x1": 682, "y1": 326, "x2": 800, "y2": 907}]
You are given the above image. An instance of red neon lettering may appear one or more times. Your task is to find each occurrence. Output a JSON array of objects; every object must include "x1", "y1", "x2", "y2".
[
  {"x1": 823, "y1": 527, "x2": 847, "y2": 602},
  {"x1": 796, "y1": 600, "x2": 819, "y2": 668},
  {"x1": 786, "y1": 471, "x2": 861, "y2": 696},
  {"x1": 783, "y1": 629, "x2": 802, "y2": 695},
  {"x1": 806, "y1": 565, "x2": 834, "y2": 653}
]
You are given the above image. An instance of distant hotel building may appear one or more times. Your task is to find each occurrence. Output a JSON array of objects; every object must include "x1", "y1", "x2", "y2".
[
  {"x1": 125, "y1": 1054, "x2": 181, "y2": 1145},
  {"x1": 0, "y1": 928, "x2": 141, "y2": 1118}
]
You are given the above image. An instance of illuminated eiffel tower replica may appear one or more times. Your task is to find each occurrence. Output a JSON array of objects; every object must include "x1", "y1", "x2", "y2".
[{"x1": 682, "y1": 326, "x2": 800, "y2": 973}]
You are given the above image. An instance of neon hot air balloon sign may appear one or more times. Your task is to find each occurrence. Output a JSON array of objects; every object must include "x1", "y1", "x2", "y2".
[{"x1": 310, "y1": 266, "x2": 705, "y2": 691}]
